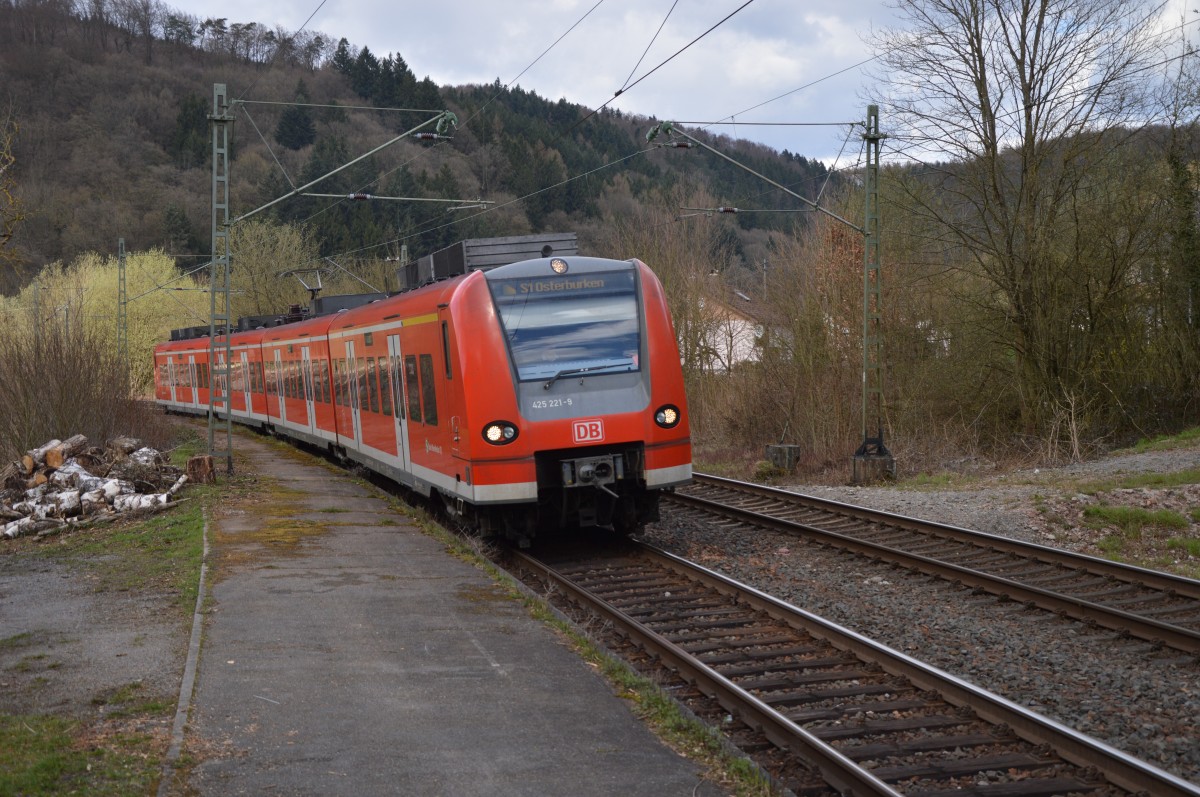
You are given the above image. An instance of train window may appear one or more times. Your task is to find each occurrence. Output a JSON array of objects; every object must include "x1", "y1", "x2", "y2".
[
  {"x1": 488, "y1": 269, "x2": 641, "y2": 382},
  {"x1": 303, "y1": 361, "x2": 313, "y2": 402},
  {"x1": 320, "y1": 360, "x2": 331, "y2": 404},
  {"x1": 404, "y1": 355, "x2": 420, "y2": 422},
  {"x1": 391, "y1": 356, "x2": 404, "y2": 419},
  {"x1": 378, "y1": 358, "x2": 392, "y2": 417},
  {"x1": 366, "y1": 357, "x2": 380, "y2": 414},
  {"x1": 441, "y1": 321, "x2": 452, "y2": 379},
  {"x1": 419, "y1": 354, "x2": 438, "y2": 426},
  {"x1": 358, "y1": 360, "x2": 370, "y2": 412},
  {"x1": 200, "y1": 363, "x2": 209, "y2": 389},
  {"x1": 332, "y1": 360, "x2": 343, "y2": 406}
]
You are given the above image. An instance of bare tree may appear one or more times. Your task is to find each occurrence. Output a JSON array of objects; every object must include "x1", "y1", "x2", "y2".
[
  {"x1": 0, "y1": 107, "x2": 25, "y2": 269},
  {"x1": 870, "y1": 0, "x2": 1173, "y2": 451}
]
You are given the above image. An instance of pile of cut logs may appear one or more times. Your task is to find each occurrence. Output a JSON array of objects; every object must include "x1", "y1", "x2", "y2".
[{"x1": 1, "y1": 435, "x2": 189, "y2": 540}]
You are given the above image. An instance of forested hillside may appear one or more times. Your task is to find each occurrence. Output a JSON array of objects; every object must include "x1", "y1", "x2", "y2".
[{"x1": 0, "y1": 0, "x2": 827, "y2": 293}]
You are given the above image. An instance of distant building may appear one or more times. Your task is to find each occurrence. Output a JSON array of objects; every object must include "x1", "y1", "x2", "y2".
[{"x1": 696, "y1": 288, "x2": 763, "y2": 373}]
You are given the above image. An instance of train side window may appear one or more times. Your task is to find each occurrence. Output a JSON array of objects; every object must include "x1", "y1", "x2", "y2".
[
  {"x1": 320, "y1": 360, "x2": 331, "y2": 404},
  {"x1": 404, "y1": 355, "x2": 420, "y2": 422},
  {"x1": 441, "y1": 321, "x2": 452, "y2": 379},
  {"x1": 358, "y1": 359, "x2": 370, "y2": 412},
  {"x1": 332, "y1": 360, "x2": 342, "y2": 406},
  {"x1": 391, "y1": 356, "x2": 404, "y2": 419},
  {"x1": 419, "y1": 354, "x2": 438, "y2": 426},
  {"x1": 378, "y1": 358, "x2": 392, "y2": 417},
  {"x1": 366, "y1": 357, "x2": 380, "y2": 413}
]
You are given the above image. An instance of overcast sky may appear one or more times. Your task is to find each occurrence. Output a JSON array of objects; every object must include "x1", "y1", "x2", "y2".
[{"x1": 167, "y1": 0, "x2": 896, "y2": 168}]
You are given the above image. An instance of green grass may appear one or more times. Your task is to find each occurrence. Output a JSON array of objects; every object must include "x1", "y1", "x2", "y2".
[
  {"x1": 1167, "y1": 538, "x2": 1200, "y2": 557},
  {"x1": 1083, "y1": 505, "x2": 1189, "y2": 536},
  {"x1": 1121, "y1": 426, "x2": 1200, "y2": 453},
  {"x1": 0, "y1": 714, "x2": 162, "y2": 796},
  {"x1": 91, "y1": 682, "x2": 173, "y2": 719},
  {"x1": 1077, "y1": 468, "x2": 1200, "y2": 494},
  {"x1": 166, "y1": 428, "x2": 207, "y2": 468}
]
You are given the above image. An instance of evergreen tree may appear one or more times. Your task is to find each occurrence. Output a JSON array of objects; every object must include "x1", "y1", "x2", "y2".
[
  {"x1": 350, "y1": 47, "x2": 380, "y2": 99},
  {"x1": 331, "y1": 38, "x2": 354, "y2": 75},
  {"x1": 169, "y1": 93, "x2": 208, "y2": 169},
  {"x1": 275, "y1": 81, "x2": 316, "y2": 150}
]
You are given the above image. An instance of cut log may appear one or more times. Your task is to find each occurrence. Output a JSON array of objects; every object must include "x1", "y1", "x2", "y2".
[
  {"x1": 1, "y1": 461, "x2": 23, "y2": 489},
  {"x1": 27, "y1": 472, "x2": 49, "y2": 488},
  {"x1": 44, "y1": 434, "x2": 89, "y2": 470},
  {"x1": 107, "y1": 436, "x2": 142, "y2": 456},
  {"x1": 23, "y1": 439, "x2": 62, "y2": 473},
  {"x1": 185, "y1": 455, "x2": 215, "y2": 485}
]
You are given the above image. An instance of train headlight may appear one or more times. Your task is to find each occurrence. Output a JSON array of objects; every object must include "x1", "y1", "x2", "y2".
[
  {"x1": 483, "y1": 421, "x2": 518, "y2": 445},
  {"x1": 654, "y1": 404, "x2": 681, "y2": 428}
]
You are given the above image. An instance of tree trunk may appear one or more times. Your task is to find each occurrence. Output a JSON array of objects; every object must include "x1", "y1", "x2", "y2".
[
  {"x1": 44, "y1": 434, "x2": 89, "y2": 470},
  {"x1": 22, "y1": 438, "x2": 61, "y2": 474},
  {"x1": 185, "y1": 455, "x2": 215, "y2": 484}
]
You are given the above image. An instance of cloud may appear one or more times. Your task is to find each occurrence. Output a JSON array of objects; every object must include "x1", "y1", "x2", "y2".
[{"x1": 169, "y1": 0, "x2": 884, "y2": 164}]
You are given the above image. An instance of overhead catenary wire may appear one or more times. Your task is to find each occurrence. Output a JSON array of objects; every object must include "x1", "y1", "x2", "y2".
[{"x1": 569, "y1": 0, "x2": 759, "y2": 134}]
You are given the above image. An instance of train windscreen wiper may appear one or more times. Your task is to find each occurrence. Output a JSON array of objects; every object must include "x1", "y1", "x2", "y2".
[{"x1": 543, "y1": 361, "x2": 634, "y2": 390}]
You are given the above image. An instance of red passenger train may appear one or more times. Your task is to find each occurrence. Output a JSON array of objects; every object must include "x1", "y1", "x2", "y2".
[{"x1": 154, "y1": 256, "x2": 692, "y2": 544}]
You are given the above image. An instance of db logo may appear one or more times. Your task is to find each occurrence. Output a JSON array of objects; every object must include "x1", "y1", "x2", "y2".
[{"x1": 572, "y1": 419, "x2": 604, "y2": 443}]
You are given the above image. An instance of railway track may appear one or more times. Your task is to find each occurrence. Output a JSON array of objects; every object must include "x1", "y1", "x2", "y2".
[
  {"x1": 665, "y1": 474, "x2": 1200, "y2": 656},
  {"x1": 510, "y1": 542, "x2": 1200, "y2": 797}
]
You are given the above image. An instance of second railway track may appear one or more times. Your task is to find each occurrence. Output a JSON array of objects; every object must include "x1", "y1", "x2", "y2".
[
  {"x1": 509, "y1": 541, "x2": 1200, "y2": 797},
  {"x1": 666, "y1": 474, "x2": 1200, "y2": 656}
]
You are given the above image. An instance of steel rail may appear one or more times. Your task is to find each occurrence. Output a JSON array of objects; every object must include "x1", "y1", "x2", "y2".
[
  {"x1": 671, "y1": 478, "x2": 1200, "y2": 655},
  {"x1": 516, "y1": 544, "x2": 1200, "y2": 797},
  {"x1": 647, "y1": 544, "x2": 1200, "y2": 797},
  {"x1": 511, "y1": 549, "x2": 902, "y2": 797},
  {"x1": 693, "y1": 473, "x2": 1200, "y2": 599}
]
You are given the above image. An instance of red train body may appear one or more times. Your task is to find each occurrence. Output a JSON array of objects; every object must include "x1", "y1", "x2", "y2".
[{"x1": 154, "y1": 256, "x2": 692, "y2": 543}]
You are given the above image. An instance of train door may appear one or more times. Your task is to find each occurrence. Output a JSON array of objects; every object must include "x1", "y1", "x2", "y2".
[
  {"x1": 239, "y1": 351, "x2": 252, "y2": 415},
  {"x1": 187, "y1": 355, "x2": 198, "y2": 406},
  {"x1": 346, "y1": 340, "x2": 363, "y2": 446},
  {"x1": 301, "y1": 346, "x2": 316, "y2": 435},
  {"x1": 273, "y1": 350, "x2": 287, "y2": 425},
  {"x1": 386, "y1": 334, "x2": 411, "y2": 473}
]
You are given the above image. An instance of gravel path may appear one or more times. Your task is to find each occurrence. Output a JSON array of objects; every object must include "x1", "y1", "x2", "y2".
[{"x1": 639, "y1": 443, "x2": 1200, "y2": 786}]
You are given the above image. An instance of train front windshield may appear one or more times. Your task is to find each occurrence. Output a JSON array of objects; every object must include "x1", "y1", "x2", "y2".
[{"x1": 489, "y1": 270, "x2": 641, "y2": 382}]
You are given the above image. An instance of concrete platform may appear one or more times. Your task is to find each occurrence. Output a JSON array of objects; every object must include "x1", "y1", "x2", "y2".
[{"x1": 186, "y1": 435, "x2": 722, "y2": 796}]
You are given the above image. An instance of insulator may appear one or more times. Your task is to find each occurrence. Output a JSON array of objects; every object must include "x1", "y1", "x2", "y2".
[
  {"x1": 415, "y1": 132, "x2": 438, "y2": 141},
  {"x1": 350, "y1": 193, "x2": 371, "y2": 201},
  {"x1": 671, "y1": 141, "x2": 694, "y2": 148},
  {"x1": 717, "y1": 207, "x2": 738, "y2": 213}
]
